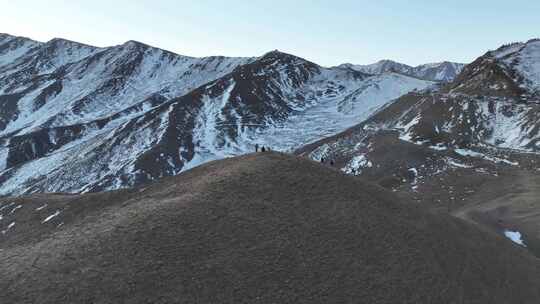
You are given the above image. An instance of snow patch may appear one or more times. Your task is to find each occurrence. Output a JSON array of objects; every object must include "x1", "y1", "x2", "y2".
[
  {"x1": 429, "y1": 144, "x2": 448, "y2": 151},
  {"x1": 342, "y1": 155, "x2": 372, "y2": 175},
  {"x1": 35, "y1": 204, "x2": 48, "y2": 211},
  {"x1": 42, "y1": 210, "x2": 61, "y2": 223},
  {"x1": 504, "y1": 230, "x2": 526, "y2": 247},
  {"x1": 9, "y1": 205, "x2": 22, "y2": 214},
  {"x1": 1, "y1": 221, "x2": 15, "y2": 235},
  {"x1": 398, "y1": 115, "x2": 421, "y2": 142},
  {"x1": 447, "y1": 159, "x2": 473, "y2": 169},
  {"x1": 502, "y1": 41, "x2": 540, "y2": 92},
  {"x1": 455, "y1": 148, "x2": 518, "y2": 166}
]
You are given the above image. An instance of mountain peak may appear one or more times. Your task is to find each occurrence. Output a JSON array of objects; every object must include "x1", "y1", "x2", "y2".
[
  {"x1": 257, "y1": 49, "x2": 317, "y2": 67},
  {"x1": 123, "y1": 40, "x2": 151, "y2": 49},
  {"x1": 260, "y1": 49, "x2": 297, "y2": 59},
  {"x1": 341, "y1": 59, "x2": 465, "y2": 82},
  {"x1": 418, "y1": 61, "x2": 463, "y2": 68},
  {"x1": 119, "y1": 40, "x2": 193, "y2": 59},
  {"x1": 45, "y1": 37, "x2": 97, "y2": 51},
  {"x1": 377, "y1": 59, "x2": 404, "y2": 65},
  {"x1": 454, "y1": 38, "x2": 540, "y2": 96},
  {"x1": 0, "y1": 33, "x2": 13, "y2": 40},
  {"x1": 0, "y1": 33, "x2": 39, "y2": 44},
  {"x1": 487, "y1": 39, "x2": 540, "y2": 60}
]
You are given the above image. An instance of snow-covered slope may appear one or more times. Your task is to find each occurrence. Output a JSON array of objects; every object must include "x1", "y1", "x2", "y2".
[
  {"x1": 0, "y1": 38, "x2": 254, "y2": 135},
  {"x1": 299, "y1": 40, "x2": 540, "y2": 179},
  {"x1": 448, "y1": 39, "x2": 540, "y2": 100},
  {"x1": 341, "y1": 60, "x2": 466, "y2": 82},
  {"x1": 233, "y1": 71, "x2": 433, "y2": 155},
  {"x1": 183, "y1": 64, "x2": 433, "y2": 169},
  {"x1": 367, "y1": 92, "x2": 540, "y2": 151},
  {"x1": 414, "y1": 62, "x2": 466, "y2": 82},
  {"x1": 0, "y1": 35, "x2": 433, "y2": 195},
  {"x1": 0, "y1": 34, "x2": 41, "y2": 68},
  {"x1": 495, "y1": 39, "x2": 540, "y2": 94}
]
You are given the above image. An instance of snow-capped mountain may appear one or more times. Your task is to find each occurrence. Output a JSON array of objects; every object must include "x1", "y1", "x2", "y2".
[
  {"x1": 450, "y1": 39, "x2": 540, "y2": 98},
  {"x1": 341, "y1": 60, "x2": 412, "y2": 76},
  {"x1": 340, "y1": 60, "x2": 466, "y2": 82},
  {"x1": 300, "y1": 39, "x2": 540, "y2": 178},
  {"x1": 0, "y1": 36, "x2": 254, "y2": 133},
  {"x1": 0, "y1": 34, "x2": 433, "y2": 195}
]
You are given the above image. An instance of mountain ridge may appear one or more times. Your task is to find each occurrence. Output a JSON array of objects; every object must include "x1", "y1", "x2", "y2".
[
  {"x1": 0, "y1": 33, "x2": 434, "y2": 195},
  {"x1": 1, "y1": 33, "x2": 539, "y2": 196},
  {"x1": 1, "y1": 33, "x2": 466, "y2": 80},
  {"x1": 339, "y1": 59, "x2": 467, "y2": 82}
]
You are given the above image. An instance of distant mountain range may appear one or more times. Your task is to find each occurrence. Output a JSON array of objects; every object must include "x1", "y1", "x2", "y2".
[
  {"x1": 339, "y1": 60, "x2": 466, "y2": 82},
  {"x1": 0, "y1": 33, "x2": 439, "y2": 195},
  {"x1": 0, "y1": 33, "x2": 538, "y2": 197}
]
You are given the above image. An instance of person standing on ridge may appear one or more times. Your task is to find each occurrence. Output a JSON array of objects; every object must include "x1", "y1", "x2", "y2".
[
  {"x1": 255, "y1": 144, "x2": 259, "y2": 152},
  {"x1": 261, "y1": 146, "x2": 266, "y2": 152}
]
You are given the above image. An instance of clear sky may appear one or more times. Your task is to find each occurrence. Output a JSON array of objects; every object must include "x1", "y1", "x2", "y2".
[{"x1": 1, "y1": 0, "x2": 539, "y2": 66}]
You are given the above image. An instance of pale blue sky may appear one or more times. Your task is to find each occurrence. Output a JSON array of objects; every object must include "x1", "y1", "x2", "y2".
[{"x1": 1, "y1": 0, "x2": 538, "y2": 66}]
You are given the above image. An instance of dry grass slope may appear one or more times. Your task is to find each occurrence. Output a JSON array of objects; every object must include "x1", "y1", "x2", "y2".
[{"x1": 1, "y1": 152, "x2": 539, "y2": 303}]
